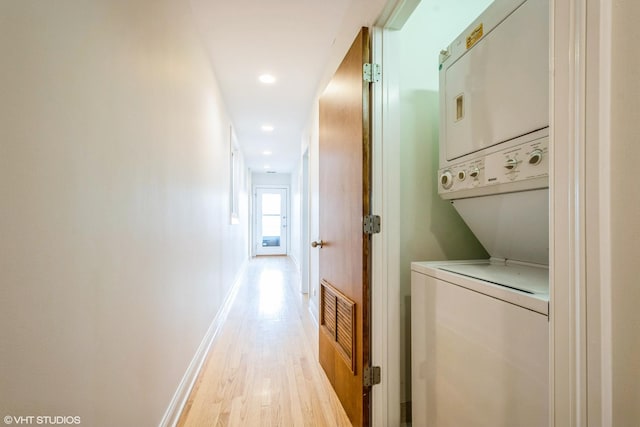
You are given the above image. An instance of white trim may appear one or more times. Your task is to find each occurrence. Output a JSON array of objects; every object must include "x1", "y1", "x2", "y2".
[
  {"x1": 370, "y1": 25, "x2": 387, "y2": 427},
  {"x1": 287, "y1": 257, "x2": 301, "y2": 285},
  {"x1": 551, "y1": 0, "x2": 617, "y2": 424},
  {"x1": 300, "y1": 150, "x2": 310, "y2": 295},
  {"x1": 308, "y1": 299, "x2": 319, "y2": 327},
  {"x1": 574, "y1": 2, "x2": 588, "y2": 425},
  {"x1": 159, "y1": 261, "x2": 247, "y2": 427},
  {"x1": 371, "y1": 2, "x2": 419, "y2": 423},
  {"x1": 550, "y1": 0, "x2": 578, "y2": 422},
  {"x1": 597, "y1": 0, "x2": 612, "y2": 423},
  {"x1": 550, "y1": 0, "x2": 603, "y2": 424},
  {"x1": 375, "y1": 0, "x2": 421, "y2": 30},
  {"x1": 371, "y1": 24, "x2": 403, "y2": 426}
]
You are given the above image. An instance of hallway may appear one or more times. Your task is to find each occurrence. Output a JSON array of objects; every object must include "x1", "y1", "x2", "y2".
[{"x1": 177, "y1": 256, "x2": 351, "y2": 426}]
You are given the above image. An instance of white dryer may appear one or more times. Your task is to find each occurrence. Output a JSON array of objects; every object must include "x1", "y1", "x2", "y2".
[{"x1": 411, "y1": 0, "x2": 550, "y2": 425}]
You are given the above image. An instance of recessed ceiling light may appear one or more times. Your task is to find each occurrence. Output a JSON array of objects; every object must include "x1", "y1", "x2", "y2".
[
  {"x1": 258, "y1": 74, "x2": 276, "y2": 84},
  {"x1": 263, "y1": 165, "x2": 271, "y2": 169},
  {"x1": 263, "y1": 150, "x2": 272, "y2": 156},
  {"x1": 261, "y1": 125, "x2": 274, "y2": 132}
]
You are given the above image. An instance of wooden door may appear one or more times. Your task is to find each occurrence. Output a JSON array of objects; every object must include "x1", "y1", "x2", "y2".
[{"x1": 316, "y1": 27, "x2": 372, "y2": 427}]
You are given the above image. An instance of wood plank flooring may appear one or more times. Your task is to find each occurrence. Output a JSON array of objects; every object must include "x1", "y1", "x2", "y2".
[{"x1": 178, "y1": 256, "x2": 352, "y2": 427}]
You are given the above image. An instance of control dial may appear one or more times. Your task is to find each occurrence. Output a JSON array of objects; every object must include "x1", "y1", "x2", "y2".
[
  {"x1": 440, "y1": 170, "x2": 453, "y2": 190},
  {"x1": 469, "y1": 167, "x2": 480, "y2": 179},
  {"x1": 528, "y1": 149, "x2": 543, "y2": 165},
  {"x1": 504, "y1": 158, "x2": 518, "y2": 171}
]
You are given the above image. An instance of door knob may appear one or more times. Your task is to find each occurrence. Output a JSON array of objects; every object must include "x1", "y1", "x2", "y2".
[{"x1": 311, "y1": 240, "x2": 325, "y2": 248}]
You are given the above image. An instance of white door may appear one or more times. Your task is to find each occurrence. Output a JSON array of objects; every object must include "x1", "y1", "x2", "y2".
[{"x1": 255, "y1": 187, "x2": 287, "y2": 255}]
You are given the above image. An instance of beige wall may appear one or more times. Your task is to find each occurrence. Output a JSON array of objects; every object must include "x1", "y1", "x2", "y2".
[
  {"x1": 610, "y1": 0, "x2": 640, "y2": 423},
  {"x1": 0, "y1": 1, "x2": 248, "y2": 425}
]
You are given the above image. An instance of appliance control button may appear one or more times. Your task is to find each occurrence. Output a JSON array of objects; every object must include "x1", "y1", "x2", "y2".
[
  {"x1": 469, "y1": 167, "x2": 480, "y2": 178},
  {"x1": 457, "y1": 170, "x2": 466, "y2": 181},
  {"x1": 440, "y1": 171, "x2": 453, "y2": 189},
  {"x1": 505, "y1": 158, "x2": 518, "y2": 170},
  {"x1": 528, "y1": 149, "x2": 543, "y2": 165}
]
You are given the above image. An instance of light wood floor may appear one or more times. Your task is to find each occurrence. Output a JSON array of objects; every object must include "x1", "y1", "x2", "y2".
[{"x1": 177, "y1": 256, "x2": 352, "y2": 427}]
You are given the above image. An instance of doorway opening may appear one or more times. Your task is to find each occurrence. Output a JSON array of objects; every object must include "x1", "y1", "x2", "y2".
[{"x1": 254, "y1": 187, "x2": 288, "y2": 256}]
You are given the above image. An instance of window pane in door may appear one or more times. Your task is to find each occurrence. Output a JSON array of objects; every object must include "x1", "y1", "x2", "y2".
[
  {"x1": 261, "y1": 216, "x2": 281, "y2": 247},
  {"x1": 261, "y1": 193, "x2": 282, "y2": 247},
  {"x1": 262, "y1": 194, "x2": 281, "y2": 215}
]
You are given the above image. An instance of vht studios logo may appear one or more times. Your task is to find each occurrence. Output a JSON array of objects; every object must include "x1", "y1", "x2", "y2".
[{"x1": 3, "y1": 415, "x2": 81, "y2": 425}]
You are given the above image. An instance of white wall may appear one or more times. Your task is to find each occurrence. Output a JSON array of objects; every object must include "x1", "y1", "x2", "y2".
[
  {"x1": 0, "y1": 2, "x2": 248, "y2": 426},
  {"x1": 252, "y1": 172, "x2": 291, "y2": 187},
  {"x1": 394, "y1": 0, "x2": 493, "y2": 408},
  {"x1": 289, "y1": 162, "x2": 304, "y2": 277},
  {"x1": 610, "y1": 1, "x2": 640, "y2": 423},
  {"x1": 305, "y1": 102, "x2": 322, "y2": 321}
]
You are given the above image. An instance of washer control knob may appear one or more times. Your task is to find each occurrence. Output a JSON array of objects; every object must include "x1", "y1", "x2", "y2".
[
  {"x1": 505, "y1": 158, "x2": 518, "y2": 170},
  {"x1": 457, "y1": 170, "x2": 466, "y2": 181},
  {"x1": 469, "y1": 167, "x2": 480, "y2": 178},
  {"x1": 440, "y1": 170, "x2": 453, "y2": 189},
  {"x1": 528, "y1": 149, "x2": 543, "y2": 165}
]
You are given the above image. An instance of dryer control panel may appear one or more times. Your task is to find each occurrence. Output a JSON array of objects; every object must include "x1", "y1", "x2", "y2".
[{"x1": 438, "y1": 134, "x2": 548, "y2": 200}]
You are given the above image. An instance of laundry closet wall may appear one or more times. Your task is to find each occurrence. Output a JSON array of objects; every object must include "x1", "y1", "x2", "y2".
[{"x1": 394, "y1": 0, "x2": 493, "y2": 409}]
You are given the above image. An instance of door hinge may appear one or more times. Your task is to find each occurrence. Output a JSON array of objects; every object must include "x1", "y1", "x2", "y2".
[
  {"x1": 363, "y1": 366, "x2": 381, "y2": 387},
  {"x1": 363, "y1": 63, "x2": 381, "y2": 83},
  {"x1": 363, "y1": 214, "x2": 381, "y2": 234}
]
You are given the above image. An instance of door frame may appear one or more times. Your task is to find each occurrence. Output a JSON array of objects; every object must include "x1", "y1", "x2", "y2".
[
  {"x1": 550, "y1": 0, "x2": 614, "y2": 425},
  {"x1": 301, "y1": 150, "x2": 310, "y2": 293},
  {"x1": 372, "y1": 0, "x2": 614, "y2": 426},
  {"x1": 370, "y1": 24, "x2": 402, "y2": 427},
  {"x1": 253, "y1": 185, "x2": 289, "y2": 256}
]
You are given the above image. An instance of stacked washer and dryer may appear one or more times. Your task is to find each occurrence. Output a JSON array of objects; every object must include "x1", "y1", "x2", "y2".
[{"x1": 411, "y1": 0, "x2": 550, "y2": 426}]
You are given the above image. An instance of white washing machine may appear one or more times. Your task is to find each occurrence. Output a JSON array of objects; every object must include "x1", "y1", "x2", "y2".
[
  {"x1": 411, "y1": 258, "x2": 549, "y2": 427},
  {"x1": 411, "y1": 0, "x2": 550, "y2": 425},
  {"x1": 410, "y1": 135, "x2": 550, "y2": 426}
]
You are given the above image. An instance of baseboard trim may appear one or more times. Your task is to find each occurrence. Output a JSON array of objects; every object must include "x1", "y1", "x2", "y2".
[
  {"x1": 289, "y1": 253, "x2": 300, "y2": 273},
  {"x1": 308, "y1": 298, "x2": 319, "y2": 328},
  {"x1": 159, "y1": 260, "x2": 247, "y2": 427}
]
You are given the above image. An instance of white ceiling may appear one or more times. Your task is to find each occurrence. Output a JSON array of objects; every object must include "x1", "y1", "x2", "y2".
[{"x1": 190, "y1": 0, "x2": 390, "y2": 173}]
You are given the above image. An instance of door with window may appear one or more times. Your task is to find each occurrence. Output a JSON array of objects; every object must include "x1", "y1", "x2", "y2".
[{"x1": 255, "y1": 187, "x2": 288, "y2": 255}]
